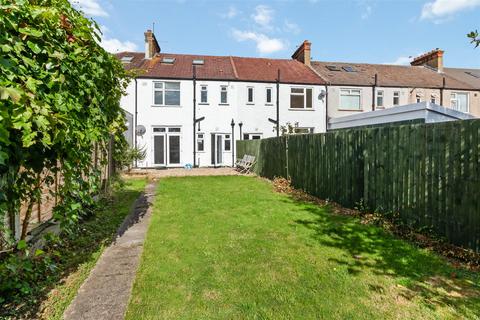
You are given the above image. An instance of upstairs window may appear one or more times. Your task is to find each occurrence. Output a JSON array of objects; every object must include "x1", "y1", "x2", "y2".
[
  {"x1": 376, "y1": 90, "x2": 384, "y2": 108},
  {"x1": 431, "y1": 95, "x2": 436, "y2": 104},
  {"x1": 416, "y1": 94, "x2": 421, "y2": 103},
  {"x1": 266, "y1": 87, "x2": 273, "y2": 104},
  {"x1": 451, "y1": 92, "x2": 469, "y2": 112},
  {"x1": 339, "y1": 89, "x2": 361, "y2": 110},
  {"x1": 393, "y1": 91, "x2": 400, "y2": 106},
  {"x1": 200, "y1": 85, "x2": 208, "y2": 104},
  {"x1": 153, "y1": 81, "x2": 180, "y2": 106},
  {"x1": 220, "y1": 86, "x2": 228, "y2": 104},
  {"x1": 290, "y1": 88, "x2": 313, "y2": 109},
  {"x1": 247, "y1": 87, "x2": 254, "y2": 104}
]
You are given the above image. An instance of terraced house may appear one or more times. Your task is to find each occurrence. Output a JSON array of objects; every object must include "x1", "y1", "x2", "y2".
[
  {"x1": 290, "y1": 42, "x2": 480, "y2": 121},
  {"x1": 118, "y1": 30, "x2": 326, "y2": 168}
]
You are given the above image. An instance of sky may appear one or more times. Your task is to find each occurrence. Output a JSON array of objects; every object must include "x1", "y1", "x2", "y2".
[{"x1": 71, "y1": 0, "x2": 480, "y2": 68}]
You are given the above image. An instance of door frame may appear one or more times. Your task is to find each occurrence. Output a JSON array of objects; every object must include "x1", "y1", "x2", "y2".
[
  {"x1": 210, "y1": 133, "x2": 224, "y2": 167},
  {"x1": 152, "y1": 126, "x2": 182, "y2": 167}
]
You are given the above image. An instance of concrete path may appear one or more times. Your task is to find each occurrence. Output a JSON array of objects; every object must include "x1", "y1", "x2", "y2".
[
  {"x1": 124, "y1": 167, "x2": 240, "y2": 179},
  {"x1": 64, "y1": 182, "x2": 156, "y2": 320}
]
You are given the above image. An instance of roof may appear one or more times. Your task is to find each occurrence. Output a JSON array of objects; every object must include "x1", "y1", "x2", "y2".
[
  {"x1": 328, "y1": 102, "x2": 476, "y2": 130},
  {"x1": 115, "y1": 52, "x2": 325, "y2": 85},
  {"x1": 444, "y1": 68, "x2": 480, "y2": 90},
  {"x1": 311, "y1": 61, "x2": 477, "y2": 90}
]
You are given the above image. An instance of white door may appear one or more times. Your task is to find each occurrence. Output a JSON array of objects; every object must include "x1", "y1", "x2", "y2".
[{"x1": 210, "y1": 133, "x2": 223, "y2": 166}]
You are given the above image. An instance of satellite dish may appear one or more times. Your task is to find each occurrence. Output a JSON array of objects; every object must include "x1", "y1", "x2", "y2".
[{"x1": 136, "y1": 125, "x2": 146, "y2": 136}]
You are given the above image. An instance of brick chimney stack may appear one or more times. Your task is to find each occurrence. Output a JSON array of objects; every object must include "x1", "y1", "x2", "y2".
[
  {"x1": 144, "y1": 29, "x2": 160, "y2": 59},
  {"x1": 410, "y1": 48, "x2": 444, "y2": 73},
  {"x1": 292, "y1": 40, "x2": 311, "y2": 66}
]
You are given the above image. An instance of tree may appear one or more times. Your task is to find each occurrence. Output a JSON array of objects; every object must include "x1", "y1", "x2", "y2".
[{"x1": 468, "y1": 30, "x2": 479, "y2": 48}]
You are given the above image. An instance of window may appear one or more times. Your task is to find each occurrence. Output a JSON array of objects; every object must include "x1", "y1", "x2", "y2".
[
  {"x1": 161, "y1": 57, "x2": 175, "y2": 64},
  {"x1": 121, "y1": 56, "x2": 133, "y2": 63},
  {"x1": 416, "y1": 95, "x2": 421, "y2": 103},
  {"x1": 431, "y1": 95, "x2": 436, "y2": 104},
  {"x1": 247, "y1": 87, "x2": 254, "y2": 104},
  {"x1": 339, "y1": 88, "x2": 361, "y2": 110},
  {"x1": 290, "y1": 88, "x2": 313, "y2": 109},
  {"x1": 220, "y1": 86, "x2": 228, "y2": 104},
  {"x1": 393, "y1": 91, "x2": 400, "y2": 106},
  {"x1": 193, "y1": 59, "x2": 204, "y2": 65},
  {"x1": 224, "y1": 134, "x2": 231, "y2": 151},
  {"x1": 342, "y1": 66, "x2": 356, "y2": 72},
  {"x1": 200, "y1": 85, "x2": 208, "y2": 104},
  {"x1": 153, "y1": 81, "x2": 180, "y2": 106},
  {"x1": 294, "y1": 127, "x2": 314, "y2": 134},
  {"x1": 153, "y1": 127, "x2": 166, "y2": 132},
  {"x1": 168, "y1": 127, "x2": 181, "y2": 132},
  {"x1": 451, "y1": 92, "x2": 469, "y2": 112},
  {"x1": 376, "y1": 90, "x2": 384, "y2": 108},
  {"x1": 266, "y1": 87, "x2": 273, "y2": 104},
  {"x1": 243, "y1": 133, "x2": 262, "y2": 140},
  {"x1": 197, "y1": 133, "x2": 204, "y2": 152}
]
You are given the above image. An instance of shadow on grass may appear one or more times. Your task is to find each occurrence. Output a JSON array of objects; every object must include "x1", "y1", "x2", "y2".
[
  {"x1": 287, "y1": 197, "x2": 480, "y2": 317},
  {"x1": 1, "y1": 182, "x2": 148, "y2": 319}
]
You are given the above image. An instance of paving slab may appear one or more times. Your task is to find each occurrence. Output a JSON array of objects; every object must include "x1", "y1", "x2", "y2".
[{"x1": 64, "y1": 182, "x2": 156, "y2": 320}]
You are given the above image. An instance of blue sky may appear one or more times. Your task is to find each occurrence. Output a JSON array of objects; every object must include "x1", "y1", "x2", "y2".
[{"x1": 72, "y1": 0, "x2": 480, "y2": 68}]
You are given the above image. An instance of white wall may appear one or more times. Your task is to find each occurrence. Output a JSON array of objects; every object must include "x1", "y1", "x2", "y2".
[{"x1": 120, "y1": 78, "x2": 326, "y2": 168}]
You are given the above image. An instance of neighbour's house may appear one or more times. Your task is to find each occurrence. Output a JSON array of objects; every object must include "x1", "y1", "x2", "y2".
[
  {"x1": 118, "y1": 30, "x2": 326, "y2": 168},
  {"x1": 291, "y1": 42, "x2": 480, "y2": 120}
]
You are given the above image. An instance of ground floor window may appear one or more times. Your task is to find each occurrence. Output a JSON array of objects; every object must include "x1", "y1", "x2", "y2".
[
  {"x1": 197, "y1": 133, "x2": 204, "y2": 152},
  {"x1": 243, "y1": 133, "x2": 263, "y2": 140},
  {"x1": 224, "y1": 134, "x2": 231, "y2": 151},
  {"x1": 293, "y1": 127, "x2": 314, "y2": 134}
]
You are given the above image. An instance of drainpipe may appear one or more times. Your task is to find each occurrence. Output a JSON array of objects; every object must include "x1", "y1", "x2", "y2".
[
  {"x1": 372, "y1": 73, "x2": 377, "y2": 111},
  {"x1": 440, "y1": 77, "x2": 446, "y2": 106},
  {"x1": 231, "y1": 119, "x2": 235, "y2": 167},
  {"x1": 193, "y1": 66, "x2": 197, "y2": 167},
  {"x1": 134, "y1": 78, "x2": 138, "y2": 168},
  {"x1": 276, "y1": 69, "x2": 281, "y2": 137},
  {"x1": 325, "y1": 84, "x2": 329, "y2": 132}
]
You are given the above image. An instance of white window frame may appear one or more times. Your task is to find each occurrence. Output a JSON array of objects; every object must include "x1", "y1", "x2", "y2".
[
  {"x1": 339, "y1": 88, "x2": 361, "y2": 110},
  {"x1": 450, "y1": 92, "x2": 469, "y2": 113},
  {"x1": 290, "y1": 87, "x2": 313, "y2": 109},
  {"x1": 197, "y1": 133, "x2": 205, "y2": 152},
  {"x1": 265, "y1": 87, "x2": 273, "y2": 105},
  {"x1": 220, "y1": 86, "x2": 228, "y2": 105},
  {"x1": 223, "y1": 134, "x2": 231, "y2": 151},
  {"x1": 376, "y1": 90, "x2": 384, "y2": 108},
  {"x1": 393, "y1": 91, "x2": 400, "y2": 106},
  {"x1": 200, "y1": 85, "x2": 208, "y2": 104},
  {"x1": 153, "y1": 81, "x2": 181, "y2": 107},
  {"x1": 247, "y1": 86, "x2": 255, "y2": 104}
]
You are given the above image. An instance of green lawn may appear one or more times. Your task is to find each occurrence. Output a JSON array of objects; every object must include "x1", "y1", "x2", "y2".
[{"x1": 126, "y1": 176, "x2": 479, "y2": 320}]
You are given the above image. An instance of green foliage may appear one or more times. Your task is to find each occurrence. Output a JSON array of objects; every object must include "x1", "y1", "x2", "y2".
[
  {"x1": 115, "y1": 145, "x2": 147, "y2": 171},
  {"x1": 0, "y1": 0, "x2": 129, "y2": 242},
  {"x1": 468, "y1": 30, "x2": 479, "y2": 48},
  {"x1": 0, "y1": 0, "x2": 130, "y2": 304}
]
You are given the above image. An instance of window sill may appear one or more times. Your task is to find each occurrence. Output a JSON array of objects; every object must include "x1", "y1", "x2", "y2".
[
  {"x1": 218, "y1": 103, "x2": 230, "y2": 106},
  {"x1": 265, "y1": 103, "x2": 274, "y2": 106},
  {"x1": 198, "y1": 103, "x2": 209, "y2": 105},
  {"x1": 151, "y1": 105, "x2": 182, "y2": 108},
  {"x1": 246, "y1": 103, "x2": 255, "y2": 105},
  {"x1": 337, "y1": 108, "x2": 363, "y2": 112},
  {"x1": 288, "y1": 108, "x2": 315, "y2": 111}
]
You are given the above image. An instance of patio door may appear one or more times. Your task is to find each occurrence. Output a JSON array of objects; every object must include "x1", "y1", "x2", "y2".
[
  {"x1": 210, "y1": 133, "x2": 223, "y2": 166},
  {"x1": 153, "y1": 134, "x2": 166, "y2": 166},
  {"x1": 168, "y1": 134, "x2": 181, "y2": 165}
]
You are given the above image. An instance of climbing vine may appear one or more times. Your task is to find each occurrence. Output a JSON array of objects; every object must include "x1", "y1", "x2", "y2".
[{"x1": 0, "y1": 0, "x2": 129, "y2": 246}]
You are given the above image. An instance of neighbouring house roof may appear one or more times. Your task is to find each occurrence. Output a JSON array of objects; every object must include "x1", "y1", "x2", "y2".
[
  {"x1": 328, "y1": 102, "x2": 476, "y2": 130},
  {"x1": 443, "y1": 68, "x2": 480, "y2": 90},
  {"x1": 310, "y1": 61, "x2": 477, "y2": 90},
  {"x1": 115, "y1": 52, "x2": 325, "y2": 85}
]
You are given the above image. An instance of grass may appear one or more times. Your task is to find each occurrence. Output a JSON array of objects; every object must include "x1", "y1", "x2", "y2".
[
  {"x1": 3, "y1": 177, "x2": 147, "y2": 320},
  {"x1": 126, "y1": 175, "x2": 480, "y2": 320}
]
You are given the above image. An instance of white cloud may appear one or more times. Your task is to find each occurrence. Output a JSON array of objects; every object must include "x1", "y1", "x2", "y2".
[
  {"x1": 232, "y1": 29, "x2": 286, "y2": 55},
  {"x1": 284, "y1": 20, "x2": 301, "y2": 34},
  {"x1": 385, "y1": 56, "x2": 413, "y2": 65},
  {"x1": 101, "y1": 38, "x2": 138, "y2": 53},
  {"x1": 70, "y1": 0, "x2": 108, "y2": 17},
  {"x1": 252, "y1": 5, "x2": 274, "y2": 29},
  {"x1": 361, "y1": 5, "x2": 372, "y2": 19},
  {"x1": 221, "y1": 5, "x2": 239, "y2": 19},
  {"x1": 421, "y1": 0, "x2": 480, "y2": 21}
]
